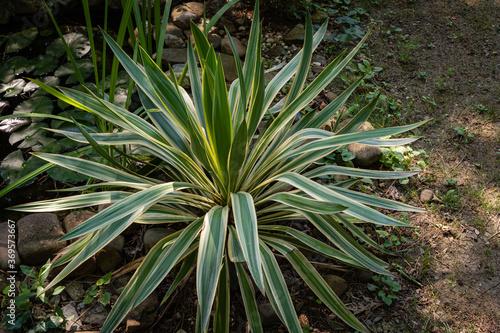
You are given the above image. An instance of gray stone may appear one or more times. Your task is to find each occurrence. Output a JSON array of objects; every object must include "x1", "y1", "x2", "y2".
[
  {"x1": 171, "y1": 2, "x2": 204, "y2": 20},
  {"x1": 218, "y1": 17, "x2": 236, "y2": 33},
  {"x1": 326, "y1": 91, "x2": 337, "y2": 102},
  {"x1": 420, "y1": 189, "x2": 434, "y2": 202},
  {"x1": 339, "y1": 120, "x2": 382, "y2": 167},
  {"x1": 258, "y1": 302, "x2": 280, "y2": 327},
  {"x1": 219, "y1": 53, "x2": 238, "y2": 82},
  {"x1": 312, "y1": 54, "x2": 328, "y2": 66},
  {"x1": 0, "y1": 273, "x2": 9, "y2": 294},
  {"x1": 266, "y1": 45, "x2": 286, "y2": 58},
  {"x1": 126, "y1": 292, "x2": 159, "y2": 332},
  {"x1": 165, "y1": 24, "x2": 185, "y2": 40},
  {"x1": 144, "y1": 228, "x2": 176, "y2": 252},
  {"x1": 221, "y1": 36, "x2": 246, "y2": 58},
  {"x1": 357, "y1": 269, "x2": 374, "y2": 283},
  {"x1": 104, "y1": 235, "x2": 125, "y2": 253},
  {"x1": 62, "y1": 303, "x2": 83, "y2": 331},
  {"x1": 284, "y1": 24, "x2": 305, "y2": 44},
  {"x1": 81, "y1": 303, "x2": 108, "y2": 326},
  {"x1": 324, "y1": 275, "x2": 348, "y2": 297},
  {"x1": 160, "y1": 48, "x2": 188, "y2": 64},
  {"x1": 208, "y1": 33, "x2": 222, "y2": 50},
  {"x1": 0, "y1": 222, "x2": 20, "y2": 270},
  {"x1": 65, "y1": 282, "x2": 86, "y2": 302},
  {"x1": 96, "y1": 249, "x2": 122, "y2": 272},
  {"x1": 13, "y1": 0, "x2": 39, "y2": 15},
  {"x1": 17, "y1": 213, "x2": 67, "y2": 265},
  {"x1": 63, "y1": 210, "x2": 96, "y2": 233},
  {"x1": 349, "y1": 142, "x2": 382, "y2": 167},
  {"x1": 173, "y1": 11, "x2": 199, "y2": 29},
  {"x1": 113, "y1": 274, "x2": 131, "y2": 290},
  {"x1": 164, "y1": 33, "x2": 186, "y2": 48},
  {"x1": 165, "y1": 68, "x2": 203, "y2": 89}
]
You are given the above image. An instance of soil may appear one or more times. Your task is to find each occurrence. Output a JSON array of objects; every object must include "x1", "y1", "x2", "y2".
[{"x1": 1, "y1": 0, "x2": 499, "y2": 332}]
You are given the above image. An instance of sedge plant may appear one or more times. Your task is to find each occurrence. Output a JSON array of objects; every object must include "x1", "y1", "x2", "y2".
[{"x1": 10, "y1": 3, "x2": 427, "y2": 332}]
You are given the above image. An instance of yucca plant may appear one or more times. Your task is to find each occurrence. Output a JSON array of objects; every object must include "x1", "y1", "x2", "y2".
[{"x1": 10, "y1": 3, "x2": 427, "y2": 332}]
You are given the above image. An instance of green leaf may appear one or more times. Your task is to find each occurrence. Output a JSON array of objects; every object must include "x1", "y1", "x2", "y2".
[
  {"x1": 14, "y1": 97, "x2": 53, "y2": 121},
  {"x1": 260, "y1": 240, "x2": 302, "y2": 332},
  {"x1": 31, "y1": 54, "x2": 59, "y2": 76},
  {"x1": 264, "y1": 237, "x2": 368, "y2": 333},
  {"x1": 55, "y1": 60, "x2": 94, "y2": 84},
  {"x1": 47, "y1": 32, "x2": 91, "y2": 58},
  {"x1": 235, "y1": 262, "x2": 263, "y2": 333},
  {"x1": 197, "y1": 206, "x2": 229, "y2": 332},
  {"x1": 0, "y1": 79, "x2": 26, "y2": 97},
  {"x1": 213, "y1": 256, "x2": 230, "y2": 333},
  {"x1": 102, "y1": 218, "x2": 203, "y2": 332},
  {"x1": 265, "y1": 192, "x2": 348, "y2": 215},
  {"x1": 231, "y1": 192, "x2": 264, "y2": 292},
  {"x1": 5, "y1": 28, "x2": 38, "y2": 53}
]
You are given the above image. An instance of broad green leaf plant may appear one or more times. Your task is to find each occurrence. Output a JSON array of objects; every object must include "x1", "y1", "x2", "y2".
[{"x1": 10, "y1": 3, "x2": 427, "y2": 332}]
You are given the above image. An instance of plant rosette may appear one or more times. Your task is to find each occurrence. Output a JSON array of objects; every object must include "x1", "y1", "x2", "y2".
[{"x1": 9, "y1": 3, "x2": 427, "y2": 333}]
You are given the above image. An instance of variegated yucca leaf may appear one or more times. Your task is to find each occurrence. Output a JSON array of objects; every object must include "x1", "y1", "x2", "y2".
[{"x1": 10, "y1": 2, "x2": 428, "y2": 332}]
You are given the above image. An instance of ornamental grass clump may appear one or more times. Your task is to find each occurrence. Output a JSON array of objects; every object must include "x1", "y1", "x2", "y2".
[{"x1": 11, "y1": 4, "x2": 427, "y2": 332}]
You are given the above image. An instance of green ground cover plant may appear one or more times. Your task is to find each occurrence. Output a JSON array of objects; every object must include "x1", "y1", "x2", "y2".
[{"x1": 7, "y1": 2, "x2": 427, "y2": 332}]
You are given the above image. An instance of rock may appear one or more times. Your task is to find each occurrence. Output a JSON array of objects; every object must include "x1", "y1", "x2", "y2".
[
  {"x1": 0, "y1": 222, "x2": 20, "y2": 270},
  {"x1": 81, "y1": 302, "x2": 108, "y2": 326},
  {"x1": 339, "y1": 120, "x2": 382, "y2": 167},
  {"x1": 284, "y1": 24, "x2": 305, "y2": 44},
  {"x1": 126, "y1": 292, "x2": 159, "y2": 332},
  {"x1": 324, "y1": 275, "x2": 348, "y2": 297},
  {"x1": 65, "y1": 282, "x2": 86, "y2": 302},
  {"x1": 266, "y1": 45, "x2": 286, "y2": 58},
  {"x1": 420, "y1": 189, "x2": 434, "y2": 202},
  {"x1": 219, "y1": 53, "x2": 238, "y2": 82},
  {"x1": 165, "y1": 68, "x2": 203, "y2": 89},
  {"x1": 63, "y1": 210, "x2": 96, "y2": 233},
  {"x1": 96, "y1": 248, "x2": 122, "y2": 272},
  {"x1": 17, "y1": 213, "x2": 67, "y2": 265},
  {"x1": 357, "y1": 269, "x2": 374, "y2": 283},
  {"x1": 164, "y1": 33, "x2": 186, "y2": 48},
  {"x1": 208, "y1": 33, "x2": 222, "y2": 50},
  {"x1": 311, "y1": 11, "x2": 328, "y2": 25},
  {"x1": 71, "y1": 258, "x2": 97, "y2": 277},
  {"x1": 144, "y1": 228, "x2": 176, "y2": 252},
  {"x1": 326, "y1": 91, "x2": 337, "y2": 102},
  {"x1": 349, "y1": 142, "x2": 382, "y2": 167},
  {"x1": 218, "y1": 17, "x2": 236, "y2": 33},
  {"x1": 160, "y1": 48, "x2": 188, "y2": 64},
  {"x1": 258, "y1": 302, "x2": 280, "y2": 327},
  {"x1": 221, "y1": 36, "x2": 246, "y2": 58},
  {"x1": 165, "y1": 24, "x2": 185, "y2": 40},
  {"x1": 171, "y1": 2, "x2": 204, "y2": 19},
  {"x1": 113, "y1": 274, "x2": 131, "y2": 291},
  {"x1": 312, "y1": 54, "x2": 327, "y2": 66},
  {"x1": 13, "y1": 0, "x2": 39, "y2": 15},
  {"x1": 62, "y1": 303, "x2": 83, "y2": 331},
  {"x1": 0, "y1": 272, "x2": 9, "y2": 294},
  {"x1": 173, "y1": 11, "x2": 199, "y2": 29},
  {"x1": 105, "y1": 235, "x2": 125, "y2": 253}
]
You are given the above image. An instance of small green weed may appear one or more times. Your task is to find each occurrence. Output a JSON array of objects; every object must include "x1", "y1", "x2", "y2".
[
  {"x1": 83, "y1": 272, "x2": 112, "y2": 306},
  {"x1": 1, "y1": 261, "x2": 67, "y2": 332},
  {"x1": 368, "y1": 275, "x2": 401, "y2": 306},
  {"x1": 397, "y1": 34, "x2": 421, "y2": 62},
  {"x1": 454, "y1": 126, "x2": 474, "y2": 143}
]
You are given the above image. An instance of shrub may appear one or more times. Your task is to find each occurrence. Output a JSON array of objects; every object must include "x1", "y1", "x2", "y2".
[{"x1": 11, "y1": 3, "x2": 426, "y2": 332}]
